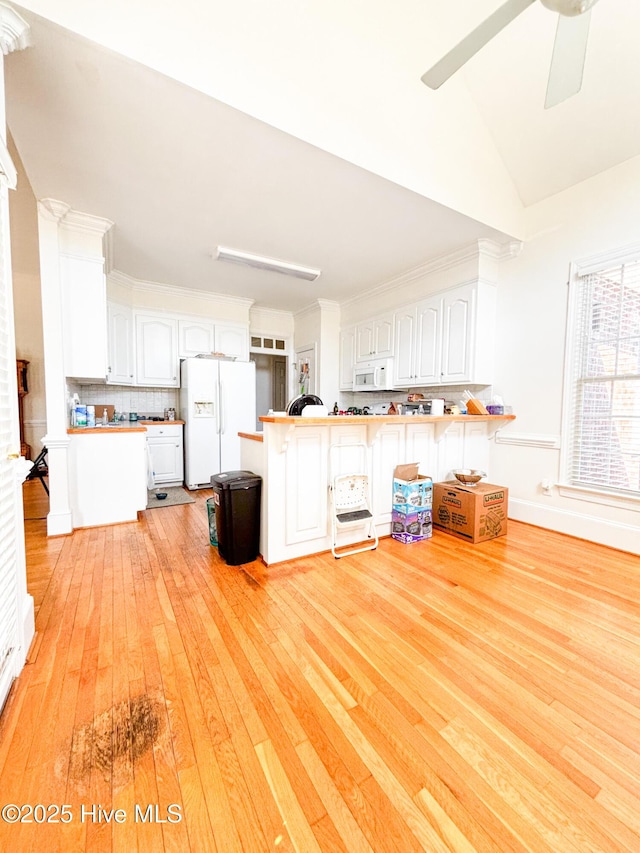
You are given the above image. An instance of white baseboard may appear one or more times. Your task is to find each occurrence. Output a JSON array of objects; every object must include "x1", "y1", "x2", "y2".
[
  {"x1": 47, "y1": 510, "x2": 73, "y2": 536},
  {"x1": 509, "y1": 498, "x2": 640, "y2": 555}
]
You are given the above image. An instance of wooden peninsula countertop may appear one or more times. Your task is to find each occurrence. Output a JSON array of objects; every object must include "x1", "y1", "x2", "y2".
[{"x1": 259, "y1": 413, "x2": 515, "y2": 426}]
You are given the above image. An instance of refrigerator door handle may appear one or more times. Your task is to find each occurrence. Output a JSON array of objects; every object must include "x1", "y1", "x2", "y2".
[{"x1": 219, "y1": 381, "x2": 225, "y2": 434}]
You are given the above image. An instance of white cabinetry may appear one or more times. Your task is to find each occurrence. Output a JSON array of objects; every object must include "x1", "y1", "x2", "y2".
[
  {"x1": 178, "y1": 319, "x2": 215, "y2": 358},
  {"x1": 393, "y1": 281, "x2": 496, "y2": 387},
  {"x1": 339, "y1": 325, "x2": 356, "y2": 390},
  {"x1": 146, "y1": 424, "x2": 184, "y2": 486},
  {"x1": 355, "y1": 314, "x2": 394, "y2": 362},
  {"x1": 214, "y1": 323, "x2": 249, "y2": 360},
  {"x1": 107, "y1": 302, "x2": 134, "y2": 385},
  {"x1": 178, "y1": 318, "x2": 249, "y2": 360},
  {"x1": 135, "y1": 314, "x2": 179, "y2": 387},
  {"x1": 61, "y1": 255, "x2": 108, "y2": 380},
  {"x1": 393, "y1": 297, "x2": 441, "y2": 386}
]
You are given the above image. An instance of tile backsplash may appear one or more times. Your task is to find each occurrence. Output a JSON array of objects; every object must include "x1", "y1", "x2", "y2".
[
  {"x1": 338, "y1": 384, "x2": 493, "y2": 410},
  {"x1": 67, "y1": 382, "x2": 179, "y2": 418}
]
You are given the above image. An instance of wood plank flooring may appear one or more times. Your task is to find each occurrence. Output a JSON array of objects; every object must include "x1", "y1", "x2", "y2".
[{"x1": 1, "y1": 480, "x2": 639, "y2": 851}]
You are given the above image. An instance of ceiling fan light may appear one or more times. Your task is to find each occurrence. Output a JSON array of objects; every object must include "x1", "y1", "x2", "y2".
[{"x1": 216, "y1": 246, "x2": 321, "y2": 282}]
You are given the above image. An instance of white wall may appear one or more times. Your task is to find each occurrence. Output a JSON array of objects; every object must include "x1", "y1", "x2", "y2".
[{"x1": 490, "y1": 153, "x2": 640, "y2": 554}]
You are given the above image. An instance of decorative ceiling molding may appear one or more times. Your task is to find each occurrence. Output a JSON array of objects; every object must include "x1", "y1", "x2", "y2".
[
  {"x1": 342, "y1": 238, "x2": 522, "y2": 308},
  {"x1": 108, "y1": 268, "x2": 255, "y2": 309},
  {"x1": 38, "y1": 197, "x2": 113, "y2": 235},
  {"x1": 0, "y1": 3, "x2": 30, "y2": 55}
]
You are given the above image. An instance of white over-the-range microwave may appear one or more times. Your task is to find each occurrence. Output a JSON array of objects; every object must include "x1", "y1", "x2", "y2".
[{"x1": 352, "y1": 357, "x2": 395, "y2": 392}]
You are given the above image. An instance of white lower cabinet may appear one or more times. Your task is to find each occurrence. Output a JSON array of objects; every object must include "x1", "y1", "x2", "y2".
[
  {"x1": 147, "y1": 424, "x2": 184, "y2": 486},
  {"x1": 259, "y1": 417, "x2": 508, "y2": 564}
]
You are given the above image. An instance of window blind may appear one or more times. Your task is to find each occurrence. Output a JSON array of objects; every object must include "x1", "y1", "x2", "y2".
[{"x1": 567, "y1": 260, "x2": 640, "y2": 496}]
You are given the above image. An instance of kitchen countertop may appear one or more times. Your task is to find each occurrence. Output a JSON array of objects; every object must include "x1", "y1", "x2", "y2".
[
  {"x1": 239, "y1": 431, "x2": 264, "y2": 442},
  {"x1": 67, "y1": 419, "x2": 185, "y2": 434},
  {"x1": 259, "y1": 413, "x2": 515, "y2": 425}
]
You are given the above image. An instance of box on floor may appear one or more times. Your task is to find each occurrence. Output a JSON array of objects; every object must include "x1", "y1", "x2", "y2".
[{"x1": 432, "y1": 481, "x2": 508, "y2": 543}]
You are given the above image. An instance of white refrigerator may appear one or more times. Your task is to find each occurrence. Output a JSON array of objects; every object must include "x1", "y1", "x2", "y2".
[{"x1": 180, "y1": 357, "x2": 256, "y2": 489}]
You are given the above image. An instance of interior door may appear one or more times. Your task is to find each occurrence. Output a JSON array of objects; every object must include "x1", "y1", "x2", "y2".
[{"x1": 0, "y1": 176, "x2": 29, "y2": 713}]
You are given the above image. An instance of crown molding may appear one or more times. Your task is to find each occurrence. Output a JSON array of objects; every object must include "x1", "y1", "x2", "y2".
[
  {"x1": 316, "y1": 298, "x2": 340, "y2": 313},
  {"x1": 341, "y1": 238, "x2": 522, "y2": 308},
  {"x1": 249, "y1": 305, "x2": 294, "y2": 320},
  {"x1": 0, "y1": 3, "x2": 30, "y2": 55},
  {"x1": 108, "y1": 268, "x2": 254, "y2": 308},
  {"x1": 38, "y1": 198, "x2": 113, "y2": 236}
]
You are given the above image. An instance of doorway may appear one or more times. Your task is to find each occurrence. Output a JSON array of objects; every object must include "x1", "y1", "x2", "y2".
[{"x1": 250, "y1": 354, "x2": 288, "y2": 430}]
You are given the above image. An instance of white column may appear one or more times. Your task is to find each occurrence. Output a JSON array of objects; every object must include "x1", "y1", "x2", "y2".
[{"x1": 38, "y1": 200, "x2": 73, "y2": 534}]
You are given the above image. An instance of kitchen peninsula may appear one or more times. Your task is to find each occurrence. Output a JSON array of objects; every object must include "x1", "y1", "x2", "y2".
[
  {"x1": 240, "y1": 413, "x2": 515, "y2": 564},
  {"x1": 66, "y1": 419, "x2": 185, "y2": 528}
]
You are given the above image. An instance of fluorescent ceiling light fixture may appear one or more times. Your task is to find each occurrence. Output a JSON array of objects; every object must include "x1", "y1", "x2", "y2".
[{"x1": 216, "y1": 246, "x2": 321, "y2": 281}]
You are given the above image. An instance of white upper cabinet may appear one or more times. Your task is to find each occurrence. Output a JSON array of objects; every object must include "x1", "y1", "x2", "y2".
[
  {"x1": 178, "y1": 318, "x2": 249, "y2": 361},
  {"x1": 178, "y1": 319, "x2": 215, "y2": 357},
  {"x1": 135, "y1": 314, "x2": 179, "y2": 387},
  {"x1": 393, "y1": 307, "x2": 416, "y2": 386},
  {"x1": 339, "y1": 325, "x2": 356, "y2": 390},
  {"x1": 355, "y1": 314, "x2": 394, "y2": 362},
  {"x1": 107, "y1": 302, "x2": 134, "y2": 385},
  {"x1": 393, "y1": 281, "x2": 496, "y2": 387},
  {"x1": 393, "y1": 296, "x2": 442, "y2": 386},
  {"x1": 61, "y1": 255, "x2": 108, "y2": 380},
  {"x1": 214, "y1": 323, "x2": 249, "y2": 361}
]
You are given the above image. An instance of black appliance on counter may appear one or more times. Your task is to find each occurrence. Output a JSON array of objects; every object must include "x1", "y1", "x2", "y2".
[{"x1": 286, "y1": 394, "x2": 323, "y2": 416}]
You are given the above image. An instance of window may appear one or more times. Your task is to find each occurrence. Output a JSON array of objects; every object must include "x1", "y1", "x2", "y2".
[{"x1": 564, "y1": 251, "x2": 640, "y2": 500}]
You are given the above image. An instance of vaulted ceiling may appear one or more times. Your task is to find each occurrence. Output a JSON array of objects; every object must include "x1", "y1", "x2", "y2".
[{"x1": 6, "y1": 1, "x2": 640, "y2": 312}]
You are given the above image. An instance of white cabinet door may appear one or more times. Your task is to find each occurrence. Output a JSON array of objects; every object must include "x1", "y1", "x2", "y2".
[
  {"x1": 355, "y1": 315, "x2": 394, "y2": 361},
  {"x1": 147, "y1": 425, "x2": 184, "y2": 485},
  {"x1": 393, "y1": 308, "x2": 416, "y2": 386},
  {"x1": 285, "y1": 425, "x2": 329, "y2": 545},
  {"x1": 373, "y1": 316, "x2": 394, "y2": 358},
  {"x1": 136, "y1": 314, "x2": 179, "y2": 387},
  {"x1": 414, "y1": 297, "x2": 442, "y2": 385},
  {"x1": 339, "y1": 326, "x2": 356, "y2": 390},
  {"x1": 61, "y1": 255, "x2": 108, "y2": 380},
  {"x1": 441, "y1": 285, "x2": 472, "y2": 383},
  {"x1": 355, "y1": 321, "x2": 375, "y2": 362},
  {"x1": 215, "y1": 323, "x2": 249, "y2": 361},
  {"x1": 178, "y1": 319, "x2": 215, "y2": 357},
  {"x1": 107, "y1": 302, "x2": 134, "y2": 385}
]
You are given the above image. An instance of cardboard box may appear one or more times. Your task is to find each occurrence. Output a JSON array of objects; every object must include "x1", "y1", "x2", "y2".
[
  {"x1": 391, "y1": 509, "x2": 432, "y2": 544},
  {"x1": 393, "y1": 463, "x2": 432, "y2": 515},
  {"x1": 432, "y1": 481, "x2": 508, "y2": 543}
]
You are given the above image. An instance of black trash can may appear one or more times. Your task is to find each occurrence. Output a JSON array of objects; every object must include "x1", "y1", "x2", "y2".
[{"x1": 210, "y1": 471, "x2": 262, "y2": 565}]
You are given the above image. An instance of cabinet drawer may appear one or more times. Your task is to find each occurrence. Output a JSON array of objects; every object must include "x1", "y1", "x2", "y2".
[{"x1": 145, "y1": 425, "x2": 182, "y2": 439}]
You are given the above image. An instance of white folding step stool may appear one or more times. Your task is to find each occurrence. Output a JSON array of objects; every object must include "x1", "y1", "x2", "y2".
[{"x1": 329, "y1": 443, "x2": 378, "y2": 559}]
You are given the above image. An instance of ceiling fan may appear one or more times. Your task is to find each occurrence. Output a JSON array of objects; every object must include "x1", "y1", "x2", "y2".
[{"x1": 421, "y1": 0, "x2": 601, "y2": 108}]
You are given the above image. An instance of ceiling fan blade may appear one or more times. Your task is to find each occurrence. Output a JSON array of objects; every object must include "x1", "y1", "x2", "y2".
[
  {"x1": 544, "y1": 10, "x2": 591, "y2": 108},
  {"x1": 421, "y1": 0, "x2": 536, "y2": 89}
]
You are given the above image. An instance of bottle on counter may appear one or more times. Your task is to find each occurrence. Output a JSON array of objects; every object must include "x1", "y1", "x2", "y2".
[
  {"x1": 333, "y1": 401, "x2": 339, "y2": 415},
  {"x1": 102, "y1": 408, "x2": 108, "y2": 424},
  {"x1": 87, "y1": 405, "x2": 96, "y2": 427}
]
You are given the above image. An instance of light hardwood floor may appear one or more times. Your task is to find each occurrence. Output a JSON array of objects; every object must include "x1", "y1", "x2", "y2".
[{"x1": 1, "y1": 479, "x2": 640, "y2": 852}]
